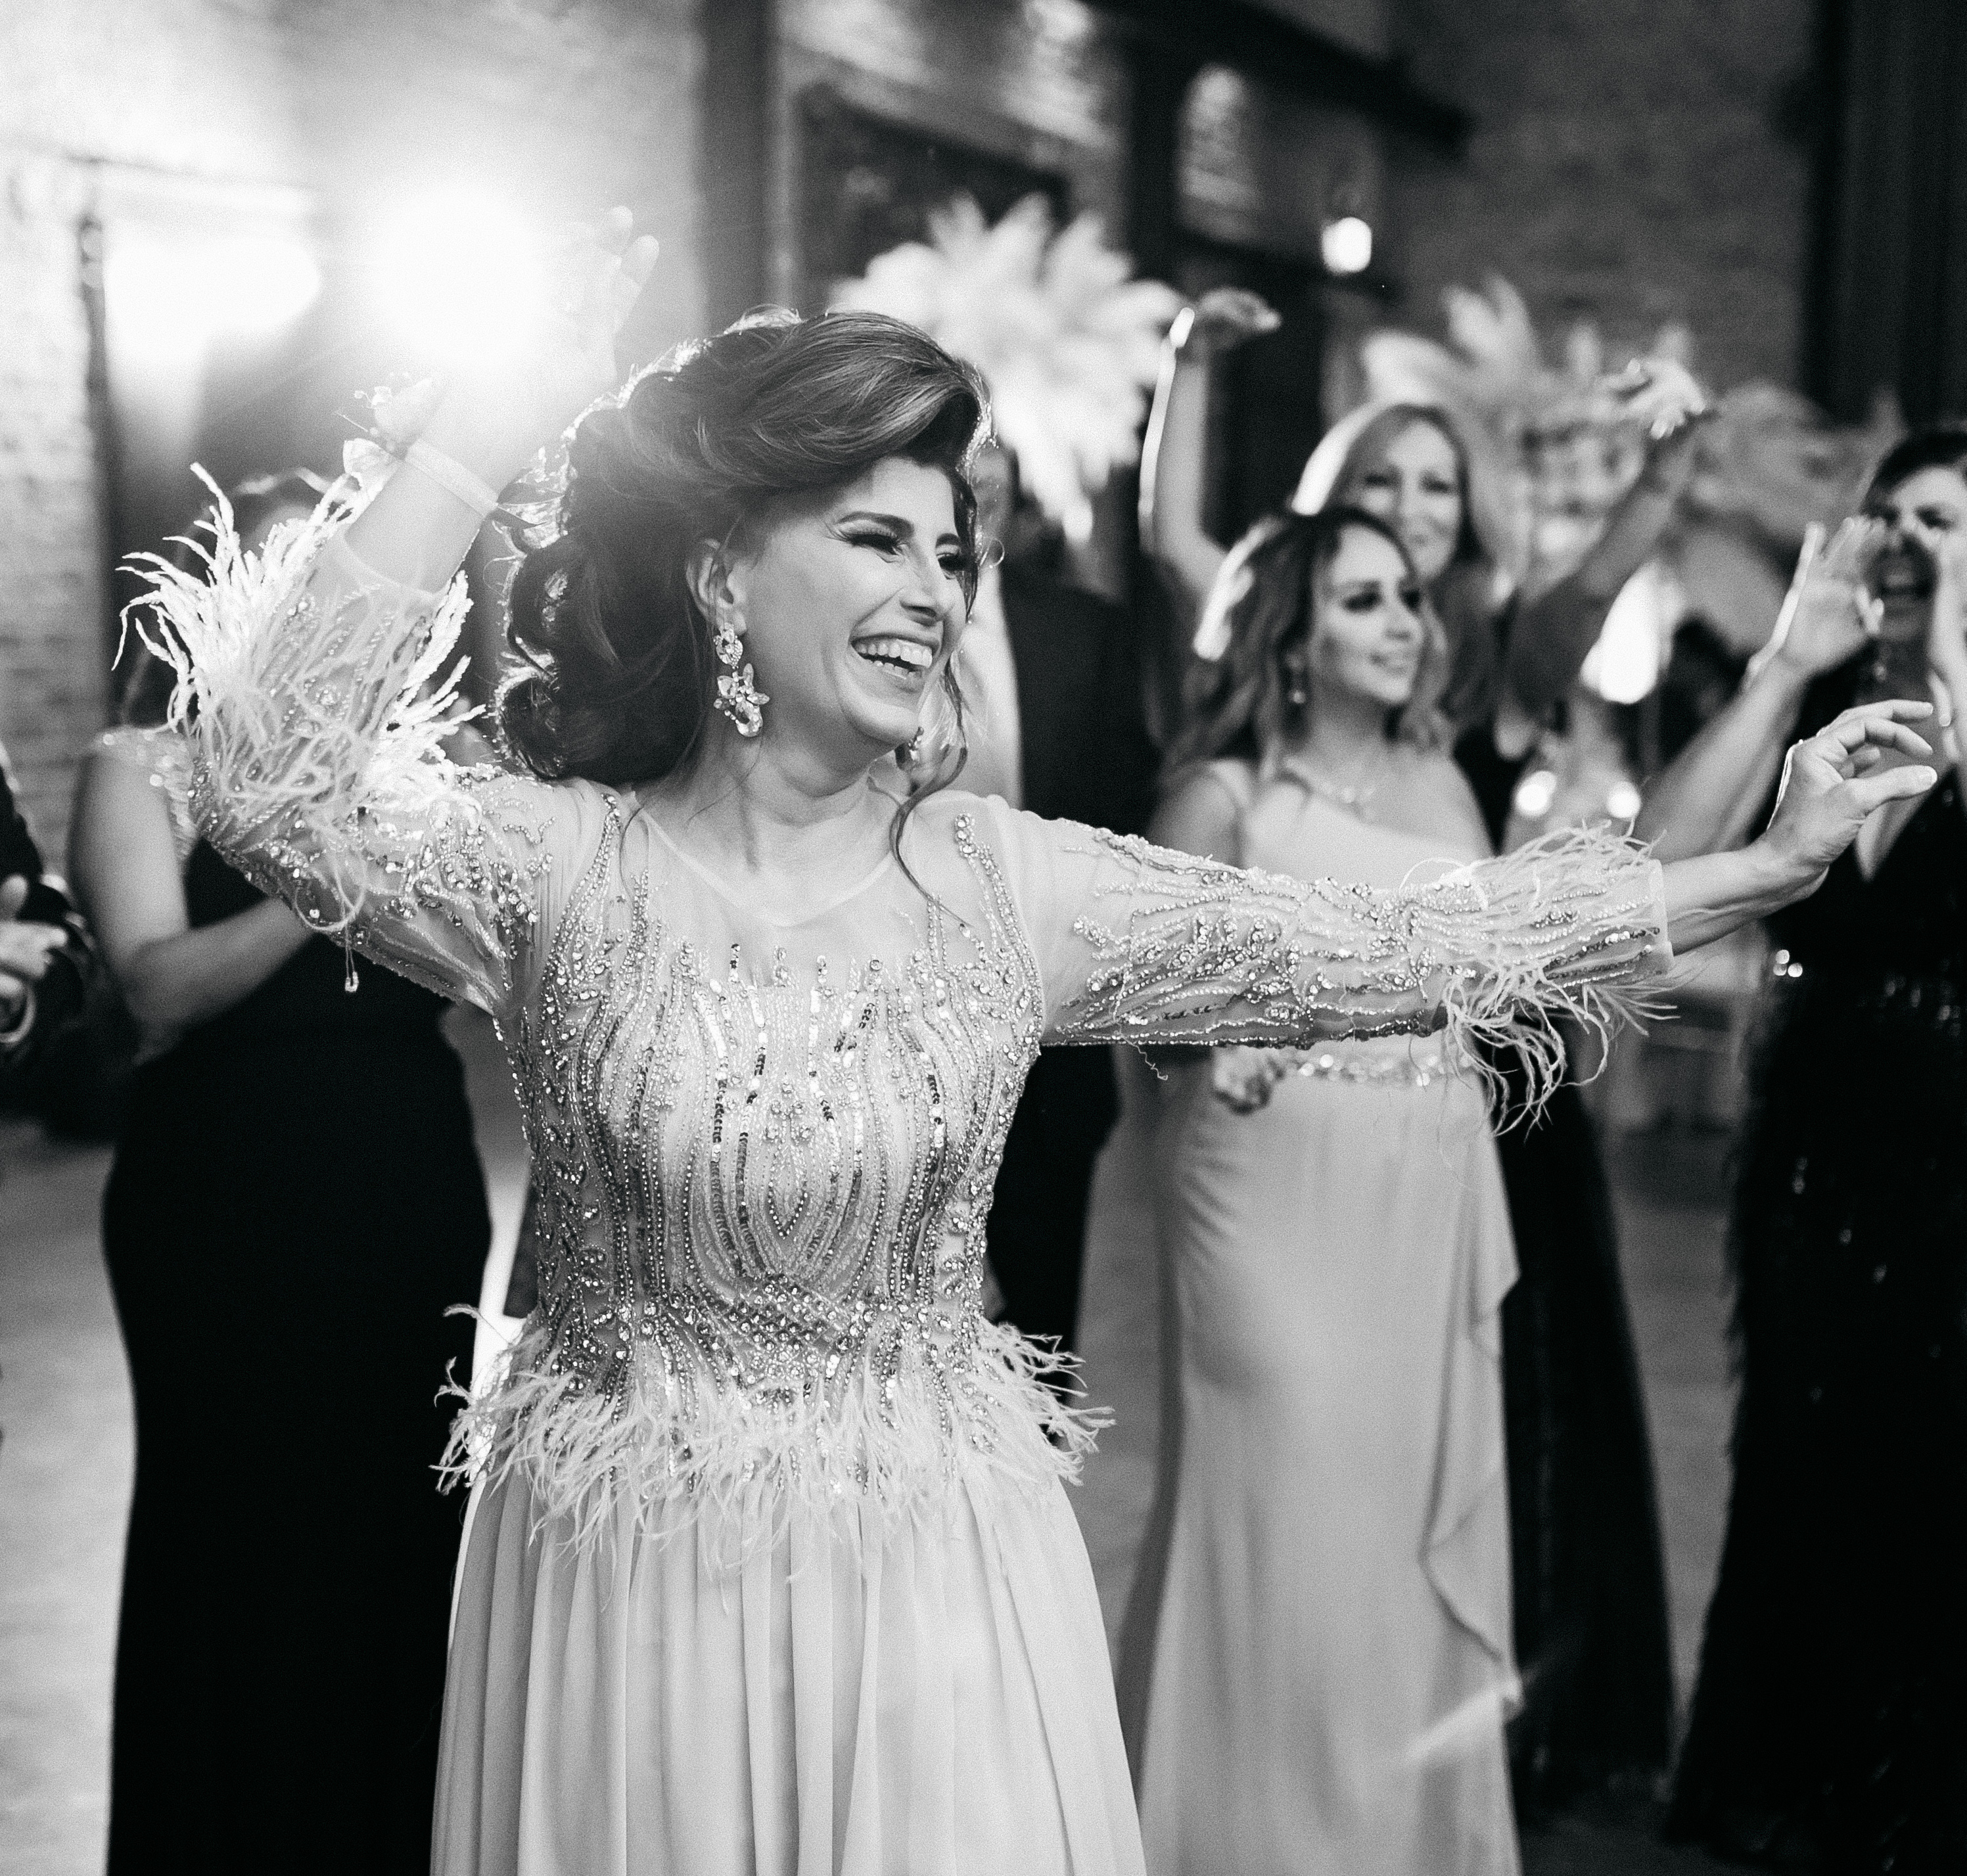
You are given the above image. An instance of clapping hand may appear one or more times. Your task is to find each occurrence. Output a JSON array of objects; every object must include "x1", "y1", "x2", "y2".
[{"x1": 1762, "y1": 699, "x2": 1938, "y2": 892}]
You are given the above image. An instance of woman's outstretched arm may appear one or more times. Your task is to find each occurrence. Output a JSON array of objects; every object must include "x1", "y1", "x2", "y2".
[
  {"x1": 1003, "y1": 700, "x2": 1932, "y2": 1100},
  {"x1": 127, "y1": 211, "x2": 660, "y2": 1014}
]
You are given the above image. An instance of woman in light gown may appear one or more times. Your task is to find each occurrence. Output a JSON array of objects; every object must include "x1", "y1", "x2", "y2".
[
  {"x1": 133, "y1": 212, "x2": 1932, "y2": 1875},
  {"x1": 1104, "y1": 503, "x2": 1525, "y2": 1875},
  {"x1": 1140, "y1": 298, "x2": 1707, "y2": 1808}
]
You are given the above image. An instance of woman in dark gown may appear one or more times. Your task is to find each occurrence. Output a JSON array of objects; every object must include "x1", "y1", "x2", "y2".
[
  {"x1": 72, "y1": 482, "x2": 490, "y2": 1875},
  {"x1": 1648, "y1": 430, "x2": 1967, "y2": 1870},
  {"x1": 1140, "y1": 293, "x2": 1705, "y2": 1808}
]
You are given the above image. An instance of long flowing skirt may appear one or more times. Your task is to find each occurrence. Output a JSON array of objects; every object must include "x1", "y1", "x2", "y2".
[
  {"x1": 434, "y1": 1470, "x2": 1145, "y2": 1875},
  {"x1": 1103, "y1": 1053, "x2": 1521, "y2": 1876}
]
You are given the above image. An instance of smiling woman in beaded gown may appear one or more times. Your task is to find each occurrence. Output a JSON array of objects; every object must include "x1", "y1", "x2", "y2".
[{"x1": 132, "y1": 212, "x2": 1937, "y2": 1875}]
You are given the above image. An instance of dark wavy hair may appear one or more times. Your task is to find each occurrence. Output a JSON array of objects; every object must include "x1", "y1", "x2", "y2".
[
  {"x1": 499, "y1": 309, "x2": 986, "y2": 795},
  {"x1": 1166, "y1": 505, "x2": 1449, "y2": 776},
  {"x1": 1864, "y1": 423, "x2": 1967, "y2": 507}
]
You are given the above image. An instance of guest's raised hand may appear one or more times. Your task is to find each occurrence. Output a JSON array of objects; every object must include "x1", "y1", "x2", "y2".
[
  {"x1": 1607, "y1": 356, "x2": 1711, "y2": 482},
  {"x1": 1762, "y1": 517, "x2": 1883, "y2": 681},
  {"x1": 1176, "y1": 288, "x2": 1282, "y2": 363},
  {"x1": 1761, "y1": 698, "x2": 1937, "y2": 890}
]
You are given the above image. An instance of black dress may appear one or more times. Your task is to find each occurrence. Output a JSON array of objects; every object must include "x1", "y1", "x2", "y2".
[
  {"x1": 984, "y1": 564, "x2": 1161, "y2": 1352},
  {"x1": 1456, "y1": 728, "x2": 1677, "y2": 1810},
  {"x1": 1669, "y1": 664, "x2": 1967, "y2": 1871},
  {"x1": 103, "y1": 840, "x2": 488, "y2": 1875}
]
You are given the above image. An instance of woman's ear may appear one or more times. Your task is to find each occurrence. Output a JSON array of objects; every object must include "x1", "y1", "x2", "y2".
[{"x1": 686, "y1": 540, "x2": 741, "y2": 637}]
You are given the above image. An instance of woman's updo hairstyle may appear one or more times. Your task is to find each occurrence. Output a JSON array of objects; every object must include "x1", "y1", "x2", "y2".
[{"x1": 501, "y1": 309, "x2": 987, "y2": 786}]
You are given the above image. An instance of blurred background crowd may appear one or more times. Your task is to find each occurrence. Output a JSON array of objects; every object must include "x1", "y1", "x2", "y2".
[{"x1": 3, "y1": 3, "x2": 1966, "y2": 1873}]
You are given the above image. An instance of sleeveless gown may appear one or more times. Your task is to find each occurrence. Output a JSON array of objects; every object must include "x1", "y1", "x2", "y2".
[
  {"x1": 138, "y1": 508, "x2": 1672, "y2": 1876},
  {"x1": 1102, "y1": 769, "x2": 1522, "y2": 1876},
  {"x1": 1669, "y1": 664, "x2": 1967, "y2": 1871},
  {"x1": 101, "y1": 731, "x2": 490, "y2": 1874}
]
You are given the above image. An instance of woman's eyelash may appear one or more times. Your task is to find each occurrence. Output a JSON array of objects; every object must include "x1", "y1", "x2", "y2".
[{"x1": 843, "y1": 529, "x2": 900, "y2": 551}]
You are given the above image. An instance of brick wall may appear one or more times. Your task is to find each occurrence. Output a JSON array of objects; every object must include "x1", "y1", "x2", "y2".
[
  {"x1": 0, "y1": 0, "x2": 703, "y2": 868},
  {"x1": 1385, "y1": 0, "x2": 1816, "y2": 394}
]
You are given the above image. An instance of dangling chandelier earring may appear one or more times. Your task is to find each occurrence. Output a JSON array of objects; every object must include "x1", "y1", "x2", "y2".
[{"x1": 712, "y1": 620, "x2": 768, "y2": 737}]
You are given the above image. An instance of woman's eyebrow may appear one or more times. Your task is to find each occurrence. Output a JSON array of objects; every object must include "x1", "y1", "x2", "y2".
[{"x1": 833, "y1": 509, "x2": 914, "y2": 536}]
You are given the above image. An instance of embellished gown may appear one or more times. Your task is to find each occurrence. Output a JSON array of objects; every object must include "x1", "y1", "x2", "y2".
[
  {"x1": 94, "y1": 727, "x2": 488, "y2": 1876},
  {"x1": 1669, "y1": 662, "x2": 1967, "y2": 1872},
  {"x1": 143, "y1": 505, "x2": 1673, "y2": 1876},
  {"x1": 1106, "y1": 765, "x2": 1524, "y2": 1876}
]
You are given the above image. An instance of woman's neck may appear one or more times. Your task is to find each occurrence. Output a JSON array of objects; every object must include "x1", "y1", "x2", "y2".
[
  {"x1": 645, "y1": 734, "x2": 892, "y2": 879},
  {"x1": 1293, "y1": 687, "x2": 1389, "y2": 772}
]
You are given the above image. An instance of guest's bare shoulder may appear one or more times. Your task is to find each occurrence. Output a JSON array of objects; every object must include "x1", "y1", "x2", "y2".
[
  {"x1": 1386, "y1": 745, "x2": 1493, "y2": 857},
  {"x1": 1149, "y1": 761, "x2": 1249, "y2": 865}
]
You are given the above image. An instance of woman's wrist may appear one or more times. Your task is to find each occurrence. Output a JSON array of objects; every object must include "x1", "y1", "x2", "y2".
[
  {"x1": 1738, "y1": 825, "x2": 1819, "y2": 911},
  {"x1": 415, "y1": 396, "x2": 540, "y2": 496}
]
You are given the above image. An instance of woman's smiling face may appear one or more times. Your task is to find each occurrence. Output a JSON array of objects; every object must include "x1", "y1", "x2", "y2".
[
  {"x1": 1341, "y1": 416, "x2": 1466, "y2": 587},
  {"x1": 1297, "y1": 523, "x2": 1427, "y2": 712},
  {"x1": 711, "y1": 457, "x2": 971, "y2": 767}
]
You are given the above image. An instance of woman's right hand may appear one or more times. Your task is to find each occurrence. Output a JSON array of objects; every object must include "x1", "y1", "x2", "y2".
[
  {"x1": 1759, "y1": 516, "x2": 1882, "y2": 683},
  {"x1": 1757, "y1": 698, "x2": 1937, "y2": 892},
  {"x1": 417, "y1": 206, "x2": 660, "y2": 490}
]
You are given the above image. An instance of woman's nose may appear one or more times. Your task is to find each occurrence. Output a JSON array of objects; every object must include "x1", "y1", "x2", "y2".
[{"x1": 902, "y1": 549, "x2": 958, "y2": 619}]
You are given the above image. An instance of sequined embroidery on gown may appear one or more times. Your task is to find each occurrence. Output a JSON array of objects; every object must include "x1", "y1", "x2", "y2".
[{"x1": 133, "y1": 497, "x2": 1673, "y2": 1876}]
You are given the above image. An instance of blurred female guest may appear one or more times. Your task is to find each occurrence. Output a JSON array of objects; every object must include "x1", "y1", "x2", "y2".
[
  {"x1": 133, "y1": 211, "x2": 1920, "y2": 1875},
  {"x1": 72, "y1": 470, "x2": 490, "y2": 1876},
  {"x1": 1647, "y1": 428, "x2": 1967, "y2": 1873},
  {"x1": 1111, "y1": 506, "x2": 1523, "y2": 1873},
  {"x1": 1142, "y1": 302, "x2": 1708, "y2": 1807}
]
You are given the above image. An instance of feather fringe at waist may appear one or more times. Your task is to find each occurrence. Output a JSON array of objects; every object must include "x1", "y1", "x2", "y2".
[{"x1": 442, "y1": 1314, "x2": 1103, "y2": 1565}]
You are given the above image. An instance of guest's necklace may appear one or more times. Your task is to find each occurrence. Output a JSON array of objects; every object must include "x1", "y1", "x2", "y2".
[{"x1": 1280, "y1": 742, "x2": 1388, "y2": 817}]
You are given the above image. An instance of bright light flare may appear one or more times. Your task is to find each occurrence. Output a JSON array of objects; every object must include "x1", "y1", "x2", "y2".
[
  {"x1": 373, "y1": 191, "x2": 546, "y2": 367},
  {"x1": 1321, "y1": 216, "x2": 1374, "y2": 277},
  {"x1": 1585, "y1": 561, "x2": 1682, "y2": 704},
  {"x1": 1606, "y1": 779, "x2": 1643, "y2": 821},
  {"x1": 1513, "y1": 768, "x2": 1559, "y2": 820},
  {"x1": 106, "y1": 233, "x2": 321, "y2": 355}
]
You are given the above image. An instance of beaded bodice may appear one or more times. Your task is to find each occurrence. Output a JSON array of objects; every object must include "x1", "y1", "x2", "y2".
[
  {"x1": 134, "y1": 504, "x2": 1672, "y2": 1544},
  {"x1": 496, "y1": 792, "x2": 1055, "y2": 1530}
]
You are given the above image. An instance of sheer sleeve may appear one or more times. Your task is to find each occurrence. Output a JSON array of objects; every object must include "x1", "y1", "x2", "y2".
[
  {"x1": 127, "y1": 488, "x2": 572, "y2": 1016},
  {"x1": 982, "y1": 801, "x2": 1669, "y2": 1101}
]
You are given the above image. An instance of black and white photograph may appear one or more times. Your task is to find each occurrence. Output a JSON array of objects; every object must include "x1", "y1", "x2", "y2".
[{"x1": 3, "y1": 2, "x2": 1964, "y2": 1872}]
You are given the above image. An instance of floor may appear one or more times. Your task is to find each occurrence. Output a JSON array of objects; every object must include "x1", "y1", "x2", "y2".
[{"x1": 0, "y1": 1011, "x2": 1740, "y2": 1875}]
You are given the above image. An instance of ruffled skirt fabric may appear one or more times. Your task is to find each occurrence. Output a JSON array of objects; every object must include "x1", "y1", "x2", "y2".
[{"x1": 434, "y1": 1473, "x2": 1145, "y2": 1876}]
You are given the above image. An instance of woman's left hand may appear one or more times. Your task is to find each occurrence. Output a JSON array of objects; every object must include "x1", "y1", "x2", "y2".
[{"x1": 1759, "y1": 698, "x2": 1939, "y2": 891}]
